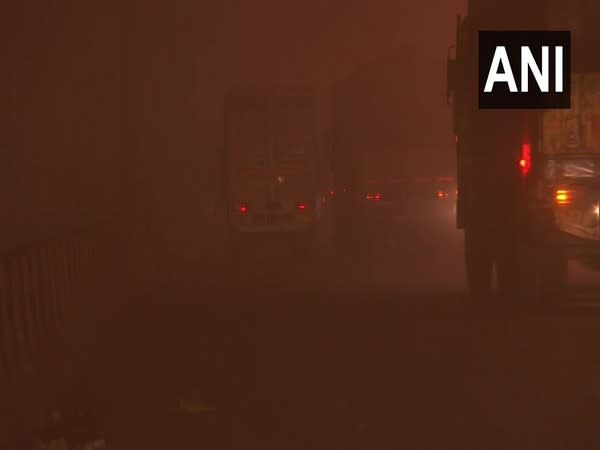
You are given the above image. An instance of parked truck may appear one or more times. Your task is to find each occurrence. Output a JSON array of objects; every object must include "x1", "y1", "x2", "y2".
[
  {"x1": 447, "y1": 0, "x2": 600, "y2": 300},
  {"x1": 223, "y1": 85, "x2": 332, "y2": 254}
]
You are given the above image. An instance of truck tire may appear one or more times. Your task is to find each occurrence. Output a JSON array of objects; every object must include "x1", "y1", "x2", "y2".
[
  {"x1": 495, "y1": 233, "x2": 520, "y2": 303},
  {"x1": 491, "y1": 243, "x2": 569, "y2": 308},
  {"x1": 463, "y1": 228, "x2": 494, "y2": 299}
]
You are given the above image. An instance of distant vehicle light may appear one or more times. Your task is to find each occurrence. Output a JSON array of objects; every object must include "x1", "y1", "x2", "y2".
[
  {"x1": 297, "y1": 202, "x2": 307, "y2": 211},
  {"x1": 366, "y1": 192, "x2": 382, "y2": 201},
  {"x1": 239, "y1": 204, "x2": 249, "y2": 213},
  {"x1": 519, "y1": 143, "x2": 532, "y2": 176},
  {"x1": 554, "y1": 189, "x2": 571, "y2": 205},
  {"x1": 436, "y1": 190, "x2": 449, "y2": 199},
  {"x1": 595, "y1": 204, "x2": 599, "y2": 216}
]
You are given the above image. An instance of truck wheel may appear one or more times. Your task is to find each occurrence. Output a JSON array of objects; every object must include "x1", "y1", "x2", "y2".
[
  {"x1": 495, "y1": 234, "x2": 520, "y2": 303},
  {"x1": 463, "y1": 228, "x2": 493, "y2": 299}
]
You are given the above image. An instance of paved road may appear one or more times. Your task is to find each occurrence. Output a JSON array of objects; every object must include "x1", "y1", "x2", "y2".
[
  {"x1": 66, "y1": 229, "x2": 600, "y2": 450},
  {"x1": 16, "y1": 222, "x2": 600, "y2": 449},
  {"x1": 77, "y1": 287, "x2": 600, "y2": 450}
]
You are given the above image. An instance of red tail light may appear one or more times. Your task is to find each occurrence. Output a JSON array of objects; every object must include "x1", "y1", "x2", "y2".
[
  {"x1": 297, "y1": 202, "x2": 306, "y2": 211},
  {"x1": 366, "y1": 193, "x2": 382, "y2": 201},
  {"x1": 239, "y1": 204, "x2": 249, "y2": 213},
  {"x1": 436, "y1": 190, "x2": 449, "y2": 199},
  {"x1": 519, "y1": 143, "x2": 532, "y2": 176}
]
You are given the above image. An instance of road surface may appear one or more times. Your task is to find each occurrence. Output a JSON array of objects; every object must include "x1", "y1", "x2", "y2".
[{"x1": 51, "y1": 223, "x2": 600, "y2": 450}]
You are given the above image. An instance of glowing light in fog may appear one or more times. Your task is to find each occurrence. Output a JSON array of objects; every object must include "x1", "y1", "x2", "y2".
[
  {"x1": 555, "y1": 189, "x2": 571, "y2": 205},
  {"x1": 239, "y1": 204, "x2": 249, "y2": 213},
  {"x1": 520, "y1": 143, "x2": 532, "y2": 176},
  {"x1": 366, "y1": 193, "x2": 382, "y2": 201}
]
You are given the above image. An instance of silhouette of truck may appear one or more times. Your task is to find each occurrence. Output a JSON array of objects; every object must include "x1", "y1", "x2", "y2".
[
  {"x1": 447, "y1": 0, "x2": 600, "y2": 300},
  {"x1": 223, "y1": 85, "x2": 332, "y2": 253}
]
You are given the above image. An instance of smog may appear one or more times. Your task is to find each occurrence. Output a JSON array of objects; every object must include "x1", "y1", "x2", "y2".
[{"x1": 2, "y1": 1, "x2": 600, "y2": 448}]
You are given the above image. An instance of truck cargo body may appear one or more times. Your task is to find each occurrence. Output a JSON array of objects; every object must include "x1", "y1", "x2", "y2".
[
  {"x1": 447, "y1": 0, "x2": 600, "y2": 297},
  {"x1": 224, "y1": 86, "x2": 328, "y2": 243}
]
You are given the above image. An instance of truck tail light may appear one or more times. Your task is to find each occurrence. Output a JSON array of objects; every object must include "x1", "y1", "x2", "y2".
[
  {"x1": 519, "y1": 143, "x2": 532, "y2": 176},
  {"x1": 366, "y1": 193, "x2": 382, "y2": 201},
  {"x1": 239, "y1": 204, "x2": 249, "y2": 213},
  {"x1": 296, "y1": 202, "x2": 306, "y2": 211},
  {"x1": 554, "y1": 189, "x2": 572, "y2": 205},
  {"x1": 436, "y1": 190, "x2": 449, "y2": 199}
]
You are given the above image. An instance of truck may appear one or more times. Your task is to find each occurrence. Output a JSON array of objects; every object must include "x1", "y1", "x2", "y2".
[
  {"x1": 446, "y1": 0, "x2": 600, "y2": 301},
  {"x1": 331, "y1": 57, "x2": 454, "y2": 254},
  {"x1": 222, "y1": 85, "x2": 332, "y2": 255}
]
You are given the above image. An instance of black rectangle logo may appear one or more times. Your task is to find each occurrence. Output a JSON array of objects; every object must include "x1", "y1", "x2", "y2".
[{"x1": 479, "y1": 31, "x2": 571, "y2": 109}]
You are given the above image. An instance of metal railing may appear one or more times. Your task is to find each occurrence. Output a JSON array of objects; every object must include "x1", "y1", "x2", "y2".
[{"x1": 0, "y1": 221, "x2": 125, "y2": 385}]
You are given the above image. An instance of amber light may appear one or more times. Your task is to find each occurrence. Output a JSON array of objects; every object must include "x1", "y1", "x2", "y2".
[
  {"x1": 554, "y1": 189, "x2": 572, "y2": 205},
  {"x1": 366, "y1": 193, "x2": 382, "y2": 201}
]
